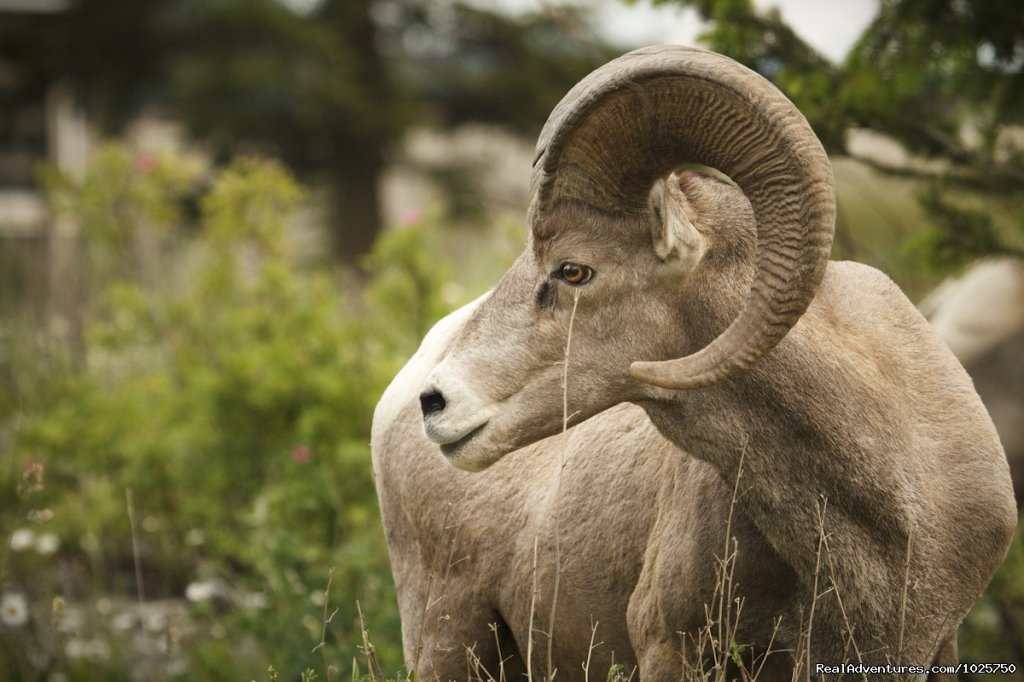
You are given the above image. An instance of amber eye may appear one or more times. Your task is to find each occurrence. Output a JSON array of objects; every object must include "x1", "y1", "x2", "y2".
[{"x1": 558, "y1": 262, "x2": 594, "y2": 285}]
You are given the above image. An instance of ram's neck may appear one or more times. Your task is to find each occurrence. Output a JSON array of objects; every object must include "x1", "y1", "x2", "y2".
[{"x1": 638, "y1": 298, "x2": 918, "y2": 591}]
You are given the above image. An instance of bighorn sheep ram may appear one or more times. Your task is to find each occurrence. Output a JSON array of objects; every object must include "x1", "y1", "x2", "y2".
[{"x1": 371, "y1": 46, "x2": 1017, "y2": 680}]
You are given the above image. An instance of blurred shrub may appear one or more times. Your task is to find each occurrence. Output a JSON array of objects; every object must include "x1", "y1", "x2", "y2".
[
  {"x1": 0, "y1": 144, "x2": 457, "y2": 680},
  {"x1": 903, "y1": 183, "x2": 1024, "y2": 274}
]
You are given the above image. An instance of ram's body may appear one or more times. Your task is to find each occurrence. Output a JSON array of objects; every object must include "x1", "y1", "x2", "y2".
[{"x1": 373, "y1": 46, "x2": 1017, "y2": 681}]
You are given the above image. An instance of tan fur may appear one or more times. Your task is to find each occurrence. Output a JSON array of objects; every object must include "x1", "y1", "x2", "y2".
[{"x1": 374, "y1": 171, "x2": 1017, "y2": 681}]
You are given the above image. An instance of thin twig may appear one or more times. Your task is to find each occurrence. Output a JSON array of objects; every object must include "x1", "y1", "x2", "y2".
[
  {"x1": 490, "y1": 621, "x2": 509, "y2": 682},
  {"x1": 546, "y1": 288, "x2": 582, "y2": 680},
  {"x1": 804, "y1": 496, "x2": 828, "y2": 678},
  {"x1": 717, "y1": 443, "x2": 747, "y2": 673},
  {"x1": 581, "y1": 617, "x2": 600, "y2": 682},
  {"x1": 357, "y1": 600, "x2": 386, "y2": 682},
  {"x1": 820, "y1": 521, "x2": 865, "y2": 675},
  {"x1": 527, "y1": 535, "x2": 539, "y2": 682},
  {"x1": 311, "y1": 567, "x2": 339, "y2": 682},
  {"x1": 413, "y1": 503, "x2": 455, "y2": 673},
  {"x1": 897, "y1": 527, "x2": 914, "y2": 661}
]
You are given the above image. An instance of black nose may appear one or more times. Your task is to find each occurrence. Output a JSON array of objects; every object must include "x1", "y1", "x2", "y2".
[{"x1": 420, "y1": 390, "x2": 446, "y2": 416}]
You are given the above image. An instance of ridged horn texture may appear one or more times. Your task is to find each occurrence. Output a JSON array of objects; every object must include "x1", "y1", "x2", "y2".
[{"x1": 528, "y1": 45, "x2": 836, "y2": 390}]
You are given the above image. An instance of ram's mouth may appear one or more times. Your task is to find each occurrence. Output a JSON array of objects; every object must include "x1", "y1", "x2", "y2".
[{"x1": 440, "y1": 419, "x2": 487, "y2": 456}]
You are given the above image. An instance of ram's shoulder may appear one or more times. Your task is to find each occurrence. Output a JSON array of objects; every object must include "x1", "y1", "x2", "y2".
[
  {"x1": 814, "y1": 261, "x2": 918, "y2": 320},
  {"x1": 801, "y1": 261, "x2": 942, "y2": 358},
  {"x1": 371, "y1": 292, "x2": 490, "y2": 446},
  {"x1": 822, "y1": 260, "x2": 905, "y2": 299}
]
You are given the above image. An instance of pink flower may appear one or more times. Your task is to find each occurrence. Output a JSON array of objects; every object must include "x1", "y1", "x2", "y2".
[
  {"x1": 400, "y1": 207, "x2": 423, "y2": 225},
  {"x1": 134, "y1": 153, "x2": 157, "y2": 174},
  {"x1": 290, "y1": 445, "x2": 312, "y2": 464}
]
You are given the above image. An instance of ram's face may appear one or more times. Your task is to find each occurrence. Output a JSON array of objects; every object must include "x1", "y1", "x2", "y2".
[
  {"x1": 417, "y1": 45, "x2": 836, "y2": 471},
  {"x1": 420, "y1": 203, "x2": 686, "y2": 471}
]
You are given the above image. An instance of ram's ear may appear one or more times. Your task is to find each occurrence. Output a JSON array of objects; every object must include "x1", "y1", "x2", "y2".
[{"x1": 648, "y1": 172, "x2": 707, "y2": 267}]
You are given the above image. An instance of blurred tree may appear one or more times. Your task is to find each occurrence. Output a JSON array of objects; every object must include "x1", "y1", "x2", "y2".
[
  {"x1": 376, "y1": 1, "x2": 610, "y2": 136},
  {"x1": 0, "y1": 0, "x2": 605, "y2": 261},
  {"x1": 169, "y1": 0, "x2": 411, "y2": 261},
  {"x1": 175, "y1": 0, "x2": 606, "y2": 256},
  {"x1": 0, "y1": 0, "x2": 175, "y2": 131}
]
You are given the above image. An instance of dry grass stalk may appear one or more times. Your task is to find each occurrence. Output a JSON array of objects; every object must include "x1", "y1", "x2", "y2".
[
  {"x1": 527, "y1": 535, "x2": 540, "y2": 682},
  {"x1": 818, "y1": 509, "x2": 866, "y2": 676},
  {"x1": 533, "y1": 289, "x2": 583, "y2": 682},
  {"x1": 465, "y1": 643, "x2": 494, "y2": 682},
  {"x1": 581, "y1": 618, "x2": 600, "y2": 682},
  {"x1": 412, "y1": 503, "x2": 453, "y2": 671},
  {"x1": 357, "y1": 600, "x2": 387, "y2": 682},
  {"x1": 312, "y1": 567, "x2": 340, "y2": 682},
  {"x1": 679, "y1": 445, "x2": 765, "y2": 682},
  {"x1": 412, "y1": 502, "x2": 468, "y2": 677},
  {"x1": 897, "y1": 528, "x2": 914, "y2": 662},
  {"x1": 553, "y1": 289, "x2": 584, "y2": 678}
]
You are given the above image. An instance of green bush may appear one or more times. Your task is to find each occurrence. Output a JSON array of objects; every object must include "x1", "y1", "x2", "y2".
[{"x1": 1, "y1": 145, "x2": 456, "y2": 680}]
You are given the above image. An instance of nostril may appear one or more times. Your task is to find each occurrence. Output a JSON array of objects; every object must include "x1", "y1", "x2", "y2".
[{"x1": 420, "y1": 390, "x2": 447, "y2": 417}]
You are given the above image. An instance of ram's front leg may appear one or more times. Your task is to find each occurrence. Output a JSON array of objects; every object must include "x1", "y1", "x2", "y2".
[
  {"x1": 393, "y1": 558, "x2": 522, "y2": 681},
  {"x1": 926, "y1": 632, "x2": 958, "y2": 682}
]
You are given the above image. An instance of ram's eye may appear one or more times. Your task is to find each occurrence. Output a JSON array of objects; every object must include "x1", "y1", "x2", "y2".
[{"x1": 558, "y1": 262, "x2": 594, "y2": 285}]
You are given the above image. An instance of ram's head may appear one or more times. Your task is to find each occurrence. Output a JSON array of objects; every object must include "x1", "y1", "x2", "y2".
[{"x1": 420, "y1": 46, "x2": 836, "y2": 472}]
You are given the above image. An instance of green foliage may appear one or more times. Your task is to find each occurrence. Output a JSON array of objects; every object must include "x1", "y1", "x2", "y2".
[
  {"x1": 844, "y1": 0, "x2": 1024, "y2": 155},
  {"x1": 903, "y1": 183, "x2": 1024, "y2": 273},
  {"x1": 363, "y1": 218, "x2": 454, "y2": 347},
  {"x1": 0, "y1": 145, "x2": 460, "y2": 680}
]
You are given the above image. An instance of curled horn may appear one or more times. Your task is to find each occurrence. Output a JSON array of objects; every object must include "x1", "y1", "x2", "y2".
[{"x1": 528, "y1": 45, "x2": 835, "y2": 389}]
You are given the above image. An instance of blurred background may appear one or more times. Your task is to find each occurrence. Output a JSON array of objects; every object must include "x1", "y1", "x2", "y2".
[{"x1": 0, "y1": 0, "x2": 1021, "y2": 679}]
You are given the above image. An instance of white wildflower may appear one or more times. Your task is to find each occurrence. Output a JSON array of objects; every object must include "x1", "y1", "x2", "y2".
[
  {"x1": 111, "y1": 611, "x2": 136, "y2": 632},
  {"x1": 185, "y1": 579, "x2": 224, "y2": 603},
  {"x1": 64, "y1": 638, "x2": 86, "y2": 659},
  {"x1": 27, "y1": 508, "x2": 53, "y2": 523},
  {"x1": 240, "y1": 591, "x2": 268, "y2": 609},
  {"x1": 144, "y1": 610, "x2": 167, "y2": 632},
  {"x1": 167, "y1": 658, "x2": 190, "y2": 676},
  {"x1": 9, "y1": 528, "x2": 34, "y2": 552},
  {"x1": 1, "y1": 593, "x2": 29, "y2": 627},
  {"x1": 85, "y1": 638, "x2": 111, "y2": 661},
  {"x1": 65, "y1": 637, "x2": 110, "y2": 661},
  {"x1": 35, "y1": 533, "x2": 60, "y2": 556}
]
